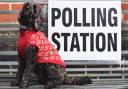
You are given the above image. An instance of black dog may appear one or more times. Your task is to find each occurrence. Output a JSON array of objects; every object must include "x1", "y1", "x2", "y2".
[{"x1": 11, "y1": 2, "x2": 92, "y2": 89}]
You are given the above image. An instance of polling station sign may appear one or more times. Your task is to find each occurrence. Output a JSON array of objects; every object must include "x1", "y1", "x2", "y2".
[{"x1": 48, "y1": 0, "x2": 121, "y2": 61}]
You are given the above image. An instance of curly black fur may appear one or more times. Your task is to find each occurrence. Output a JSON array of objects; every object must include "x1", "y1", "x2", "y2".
[
  {"x1": 18, "y1": 2, "x2": 43, "y2": 31},
  {"x1": 11, "y1": 2, "x2": 92, "y2": 89}
]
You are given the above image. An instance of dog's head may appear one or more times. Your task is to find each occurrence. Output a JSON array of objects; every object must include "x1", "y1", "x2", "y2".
[{"x1": 18, "y1": 2, "x2": 43, "y2": 31}]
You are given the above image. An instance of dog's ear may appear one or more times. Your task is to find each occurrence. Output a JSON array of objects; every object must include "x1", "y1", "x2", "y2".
[
  {"x1": 34, "y1": 19, "x2": 39, "y2": 31},
  {"x1": 18, "y1": 2, "x2": 43, "y2": 31},
  {"x1": 32, "y1": 4, "x2": 43, "y2": 31},
  {"x1": 18, "y1": 2, "x2": 34, "y2": 27}
]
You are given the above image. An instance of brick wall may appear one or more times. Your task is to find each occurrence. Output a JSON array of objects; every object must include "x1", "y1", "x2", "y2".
[
  {"x1": 122, "y1": 2, "x2": 128, "y2": 21},
  {"x1": 0, "y1": 2, "x2": 127, "y2": 23},
  {"x1": 0, "y1": 2, "x2": 45, "y2": 23},
  {"x1": 0, "y1": 2, "x2": 23, "y2": 23}
]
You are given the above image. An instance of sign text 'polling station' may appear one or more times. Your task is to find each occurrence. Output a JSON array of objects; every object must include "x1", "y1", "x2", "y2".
[{"x1": 48, "y1": 0, "x2": 121, "y2": 61}]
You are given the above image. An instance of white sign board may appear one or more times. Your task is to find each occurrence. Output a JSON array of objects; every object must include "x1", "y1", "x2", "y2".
[{"x1": 48, "y1": 0, "x2": 121, "y2": 61}]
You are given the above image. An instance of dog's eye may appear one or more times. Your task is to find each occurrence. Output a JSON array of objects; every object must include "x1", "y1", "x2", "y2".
[{"x1": 23, "y1": 11, "x2": 29, "y2": 15}]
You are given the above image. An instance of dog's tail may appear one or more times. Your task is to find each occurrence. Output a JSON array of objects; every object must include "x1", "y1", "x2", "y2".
[{"x1": 63, "y1": 76, "x2": 92, "y2": 85}]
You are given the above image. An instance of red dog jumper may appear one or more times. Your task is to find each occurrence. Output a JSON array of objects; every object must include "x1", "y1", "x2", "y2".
[{"x1": 17, "y1": 29, "x2": 66, "y2": 68}]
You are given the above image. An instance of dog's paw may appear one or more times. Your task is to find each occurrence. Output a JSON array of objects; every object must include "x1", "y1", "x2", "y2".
[
  {"x1": 19, "y1": 82, "x2": 29, "y2": 88},
  {"x1": 84, "y1": 76, "x2": 92, "y2": 84},
  {"x1": 10, "y1": 81, "x2": 19, "y2": 87},
  {"x1": 45, "y1": 82, "x2": 53, "y2": 89}
]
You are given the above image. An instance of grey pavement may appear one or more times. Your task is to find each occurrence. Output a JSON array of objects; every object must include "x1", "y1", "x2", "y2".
[{"x1": 1, "y1": 80, "x2": 128, "y2": 89}]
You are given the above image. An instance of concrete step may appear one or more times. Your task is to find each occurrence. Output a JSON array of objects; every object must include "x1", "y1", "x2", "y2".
[
  {"x1": 1, "y1": 80, "x2": 128, "y2": 89},
  {"x1": 0, "y1": 85, "x2": 128, "y2": 89}
]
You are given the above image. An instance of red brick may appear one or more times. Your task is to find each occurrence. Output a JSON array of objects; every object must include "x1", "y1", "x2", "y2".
[
  {"x1": 0, "y1": 4, "x2": 9, "y2": 10},
  {"x1": 123, "y1": 14, "x2": 128, "y2": 21},
  {"x1": 0, "y1": 14, "x2": 18, "y2": 23},
  {"x1": 12, "y1": 4, "x2": 23, "y2": 10},
  {"x1": 122, "y1": 3, "x2": 128, "y2": 10}
]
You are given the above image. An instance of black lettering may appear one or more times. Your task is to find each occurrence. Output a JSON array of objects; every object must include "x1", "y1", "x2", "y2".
[
  {"x1": 80, "y1": 33, "x2": 89, "y2": 51},
  {"x1": 108, "y1": 8, "x2": 117, "y2": 27},
  {"x1": 70, "y1": 33, "x2": 80, "y2": 51},
  {"x1": 90, "y1": 33, "x2": 94, "y2": 51},
  {"x1": 52, "y1": 32, "x2": 60, "y2": 51},
  {"x1": 52, "y1": 8, "x2": 61, "y2": 26},
  {"x1": 83, "y1": 8, "x2": 90, "y2": 26},
  {"x1": 97, "y1": 8, "x2": 106, "y2": 26},
  {"x1": 108, "y1": 33, "x2": 117, "y2": 51},
  {"x1": 74, "y1": 8, "x2": 81, "y2": 26},
  {"x1": 96, "y1": 33, "x2": 106, "y2": 52},
  {"x1": 61, "y1": 33, "x2": 70, "y2": 51},
  {"x1": 92, "y1": 8, "x2": 95, "y2": 26},
  {"x1": 62, "y1": 8, "x2": 72, "y2": 27}
]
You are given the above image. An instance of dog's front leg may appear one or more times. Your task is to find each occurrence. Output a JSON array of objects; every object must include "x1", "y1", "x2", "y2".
[
  {"x1": 20, "y1": 45, "x2": 38, "y2": 88},
  {"x1": 11, "y1": 56, "x2": 26, "y2": 87}
]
